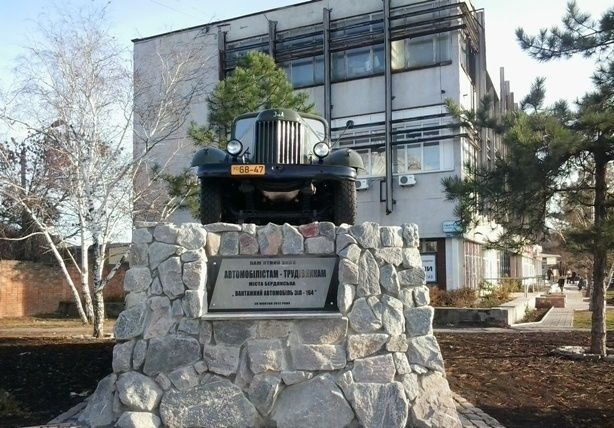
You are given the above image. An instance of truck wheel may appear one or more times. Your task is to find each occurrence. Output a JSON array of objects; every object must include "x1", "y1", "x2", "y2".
[
  {"x1": 333, "y1": 180, "x2": 357, "y2": 225},
  {"x1": 200, "y1": 179, "x2": 222, "y2": 224}
]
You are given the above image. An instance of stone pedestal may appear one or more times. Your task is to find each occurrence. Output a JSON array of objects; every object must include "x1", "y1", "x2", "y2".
[{"x1": 78, "y1": 221, "x2": 461, "y2": 428}]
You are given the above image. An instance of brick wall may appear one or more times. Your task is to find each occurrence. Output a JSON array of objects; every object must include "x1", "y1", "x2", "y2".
[{"x1": 0, "y1": 260, "x2": 125, "y2": 317}]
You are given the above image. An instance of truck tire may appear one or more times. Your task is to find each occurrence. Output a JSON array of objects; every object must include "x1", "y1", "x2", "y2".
[
  {"x1": 200, "y1": 179, "x2": 222, "y2": 224},
  {"x1": 333, "y1": 180, "x2": 357, "y2": 225}
]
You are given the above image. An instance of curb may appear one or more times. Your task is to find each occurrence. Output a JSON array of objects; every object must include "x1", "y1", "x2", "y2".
[{"x1": 511, "y1": 306, "x2": 554, "y2": 328}]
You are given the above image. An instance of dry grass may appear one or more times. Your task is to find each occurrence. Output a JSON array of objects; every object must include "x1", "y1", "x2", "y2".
[{"x1": 573, "y1": 309, "x2": 614, "y2": 329}]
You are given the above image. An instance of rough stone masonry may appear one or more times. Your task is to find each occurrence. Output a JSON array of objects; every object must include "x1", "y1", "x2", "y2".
[{"x1": 77, "y1": 221, "x2": 461, "y2": 428}]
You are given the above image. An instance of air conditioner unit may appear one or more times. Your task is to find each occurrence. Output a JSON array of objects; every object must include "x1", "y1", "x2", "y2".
[
  {"x1": 398, "y1": 174, "x2": 416, "y2": 187},
  {"x1": 356, "y1": 178, "x2": 370, "y2": 190}
]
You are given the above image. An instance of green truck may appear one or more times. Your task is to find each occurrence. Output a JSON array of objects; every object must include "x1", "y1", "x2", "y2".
[{"x1": 191, "y1": 108, "x2": 363, "y2": 225}]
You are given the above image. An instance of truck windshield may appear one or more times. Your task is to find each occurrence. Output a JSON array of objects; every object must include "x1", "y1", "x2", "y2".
[{"x1": 301, "y1": 117, "x2": 326, "y2": 147}]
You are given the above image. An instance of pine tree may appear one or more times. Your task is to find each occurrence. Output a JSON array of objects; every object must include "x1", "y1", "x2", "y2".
[{"x1": 444, "y1": 1, "x2": 613, "y2": 355}]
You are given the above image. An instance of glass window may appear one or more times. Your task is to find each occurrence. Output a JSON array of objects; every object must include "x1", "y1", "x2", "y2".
[
  {"x1": 332, "y1": 44, "x2": 385, "y2": 81},
  {"x1": 420, "y1": 240, "x2": 438, "y2": 252},
  {"x1": 371, "y1": 148, "x2": 386, "y2": 176},
  {"x1": 347, "y1": 47, "x2": 371, "y2": 77},
  {"x1": 332, "y1": 52, "x2": 346, "y2": 80},
  {"x1": 392, "y1": 33, "x2": 451, "y2": 70},
  {"x1": 281, "y1": 55, "x2": 325, "y2": 88},
  {"x1": 373, "y1": 45, "x2": 385, "y2": 73},
  {"x1": 407, "y1": 144, "x2": 422, "y2": 171},
  {"x1": 437, "y1": 35, "x2": 450, "y2": 62},
  {"x1": 407, "y1": 36, "x2": 434, "y2": 68},
  {"x1": 391, "y1": 40, "x2": 405, "y2": 70},
  {"x1": 314, "y1": 56, "x2": 324, "y2": 83},
  {"x1": 292, "y1": 58, "x2": 313, "y2": 87},
  {"x1": 356, "y1": 149, "x2": 370, "y2": 177},
  {"x1": 423, "y1": 142, "x2": 440, "y2": 171},
  {"x1": 392, "y1": 145, "x2": 402, "y2": 173}
]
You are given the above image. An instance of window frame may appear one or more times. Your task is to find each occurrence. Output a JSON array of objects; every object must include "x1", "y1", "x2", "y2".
[{"x1": 391, "y1": 33, "x2": 451, "y2": 72}]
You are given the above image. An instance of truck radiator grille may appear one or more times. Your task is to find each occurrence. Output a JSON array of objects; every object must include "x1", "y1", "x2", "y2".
[{"x1": 255, "y1": 120, "x2": 302, "y2": 164}]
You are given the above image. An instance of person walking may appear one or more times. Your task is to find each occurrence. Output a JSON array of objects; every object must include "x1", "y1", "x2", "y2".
[{"x1": 558, "y1": 276, "x2": 565, "y2": 293}]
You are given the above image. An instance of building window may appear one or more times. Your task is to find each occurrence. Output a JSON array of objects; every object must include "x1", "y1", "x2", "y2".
[
  {"x1": 332, "y1": 44, "x2": 385, "y2": 81},
  {"x1": 391, "y1": 33, "x2": 451, "y2": 71},
  {"x1": 281, "y1": 55, "x2": 324, "y2": 88},
  {"x1": 462, "y1": 138, "x2": 478, "y2": 169},
  {"x1": 341, "y1": 139, "x2": 446, "y2": 177},
  {"x1": 224, "y1": 35, "x2": 270, "y2": 71},
  {"x1": 420, "y1": 240, "x2": 438, "y2": 252},
  {"x1": 355, "y1": 148, "x2": 386, "y2": 178},
  {"x1": 334, "y1": 117, "x2": 453, "y2": 177},
  {"x1": 464, "y1": 241, "x2": 483, "y2": 289},
  {"x1": 460, "y1": 38, "x2": 477, "y2": 84},
  {"x1": 277, "y1": 32, "x2": 324, "y2": 54},
  {"x1": 394, "y1": 142, "x2": 441, "y2": 173},
  {"x1": 330, "y1": 13, "x2": 384, "y2": 45}
]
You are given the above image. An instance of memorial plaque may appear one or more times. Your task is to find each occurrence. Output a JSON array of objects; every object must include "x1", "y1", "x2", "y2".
[{"x1": 207, "y1": 256, "x2": 339, "y2": 312}]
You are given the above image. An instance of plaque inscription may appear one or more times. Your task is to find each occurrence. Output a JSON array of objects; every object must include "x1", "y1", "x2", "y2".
[{"x1": 207, "y1": 256, "x2": 338, "y2": 312}]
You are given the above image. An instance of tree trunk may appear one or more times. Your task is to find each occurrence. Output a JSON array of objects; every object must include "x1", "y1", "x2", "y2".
[
  {"x1": 590, "y1": 151, "x2": 608, "y2": 355},
  {"x1": 93, "y1": 287, "x2": 105, "y2": 338},
  {"x1": 43, "y1": 229, "x2": 89, "y2": 324},
  {"x1": 80, "y1": 238, "x2": 94, "y2": 323},
  {"x1": 92, "y1": 241, "x2": 106, "y2": 338}
]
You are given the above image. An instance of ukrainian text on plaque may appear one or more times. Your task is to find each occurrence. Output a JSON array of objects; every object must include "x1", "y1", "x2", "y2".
[{"x1": 207, "y1": 256, "x2": 338, "y2": 312}]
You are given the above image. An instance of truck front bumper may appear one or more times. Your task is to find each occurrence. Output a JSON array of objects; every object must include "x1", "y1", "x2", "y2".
[{"x1": 195, "y1": 164, "x2": 357, "y2": 181}]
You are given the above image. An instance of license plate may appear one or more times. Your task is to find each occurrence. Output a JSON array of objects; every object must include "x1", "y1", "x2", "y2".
[{"x1": 231, "y1": 164, "x2": 265, "y2": 176}]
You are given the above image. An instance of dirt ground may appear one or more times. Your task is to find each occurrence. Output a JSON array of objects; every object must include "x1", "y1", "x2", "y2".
[
  {"x1": 438, "y1": 331, "x2": 614, "y2": 428},
  {"x1": 0, "y1": 328, "x2": 612, "y2": 428}
]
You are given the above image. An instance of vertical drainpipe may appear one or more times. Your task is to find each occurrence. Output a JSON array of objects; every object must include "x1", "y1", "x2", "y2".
[
  {"x1": 383, "y1": 0, "x2": 394, "y2": 214},
  {"x1": 323, "y1": 8, "x2": 332, "y2": 139},
  {"x1": 217, "y1": 28, "x2": 226, "y2": 81},
  {"x1": 268, "y1": 20, "x2": 277, "y2": 59}
]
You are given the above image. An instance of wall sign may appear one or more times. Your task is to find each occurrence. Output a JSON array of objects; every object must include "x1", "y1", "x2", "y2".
[
  {"x1": 420, "y1": 254, "x2": 437, "y2": 282},
  {"x1": 442, "y1": 220, "x2": 461, "y2": 235},
  {"x1": 207, "y1": 256, "x2": 338, "y2": 312}
]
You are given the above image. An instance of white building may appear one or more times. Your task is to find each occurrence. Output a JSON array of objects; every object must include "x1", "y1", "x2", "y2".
[{"x1": 133, "y1": 0, "x2": 542, "y2": 290}]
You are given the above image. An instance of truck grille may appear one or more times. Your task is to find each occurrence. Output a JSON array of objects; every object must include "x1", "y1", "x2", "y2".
[{"x1": 254, "y1": 120, "x2": 302, "y2": 164}]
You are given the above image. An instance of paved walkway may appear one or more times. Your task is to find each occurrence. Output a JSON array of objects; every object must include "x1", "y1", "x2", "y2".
[
  {"x1": 512, "y1": 282, "x2": 589, "y2": 331},
  {"x1": 454, "y1": 393, "x2": 506, "y2": 428}
]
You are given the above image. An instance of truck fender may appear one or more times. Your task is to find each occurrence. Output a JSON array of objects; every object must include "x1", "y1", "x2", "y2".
[
  {"x1": 324, "y1": 148, "x2": 365, "y2": 171},
  {"x1": 191, "y1": 147, "x2": 228, "y2": 167}
]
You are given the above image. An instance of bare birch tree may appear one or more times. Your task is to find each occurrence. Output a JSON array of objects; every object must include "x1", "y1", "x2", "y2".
[{"x1": 0, "y1": 5, "x2": 211, "y2": 336}]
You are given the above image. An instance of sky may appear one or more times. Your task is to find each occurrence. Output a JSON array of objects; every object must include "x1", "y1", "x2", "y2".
[{"x1": 0, "y1": 0, "x2": 610, "y2": 107}]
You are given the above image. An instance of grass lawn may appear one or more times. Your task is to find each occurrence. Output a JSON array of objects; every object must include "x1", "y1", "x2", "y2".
[{"x1": 573, "y1": 309, "x2": 614, "y2": 329}]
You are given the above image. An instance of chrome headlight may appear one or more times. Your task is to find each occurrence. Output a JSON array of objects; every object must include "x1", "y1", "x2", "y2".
[
  {"x1": 313, "y1": 142, "x2": 330, "y2": 159},
  {"x1": 226, "y1": 139, "x2": 243, "y2": 156}
]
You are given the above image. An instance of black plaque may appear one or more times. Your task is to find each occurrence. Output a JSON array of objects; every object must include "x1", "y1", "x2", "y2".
[{"x1": 207, "y1": 255, "x2": 339, "y2": 312}]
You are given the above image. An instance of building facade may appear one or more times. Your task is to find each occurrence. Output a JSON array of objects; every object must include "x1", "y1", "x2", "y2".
[{"x1": 133, "y1": 0, "x2": 541, "y2": 290}]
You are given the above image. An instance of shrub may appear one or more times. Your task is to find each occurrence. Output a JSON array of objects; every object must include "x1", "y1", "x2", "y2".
[
  {"x1": 429, "y1": 286, "x2": 447, "y2": 307},
  {"x1": 446, "y1": 288, "x2": 479, "y2": 307},
  {"x1": 429, "y1": 286, "x2": 478, "y2": 307},
  {"x1": 476, "y1": 278, "x2": 519, "y2": 307}
]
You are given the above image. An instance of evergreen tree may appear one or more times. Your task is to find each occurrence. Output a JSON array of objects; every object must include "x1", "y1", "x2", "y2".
[
  {"x1": 190, "y1": 51, "x2": 314, "y2": 148},
  {"x1": 443, "y1": 1, "x2": 613, "y2": 355}
]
